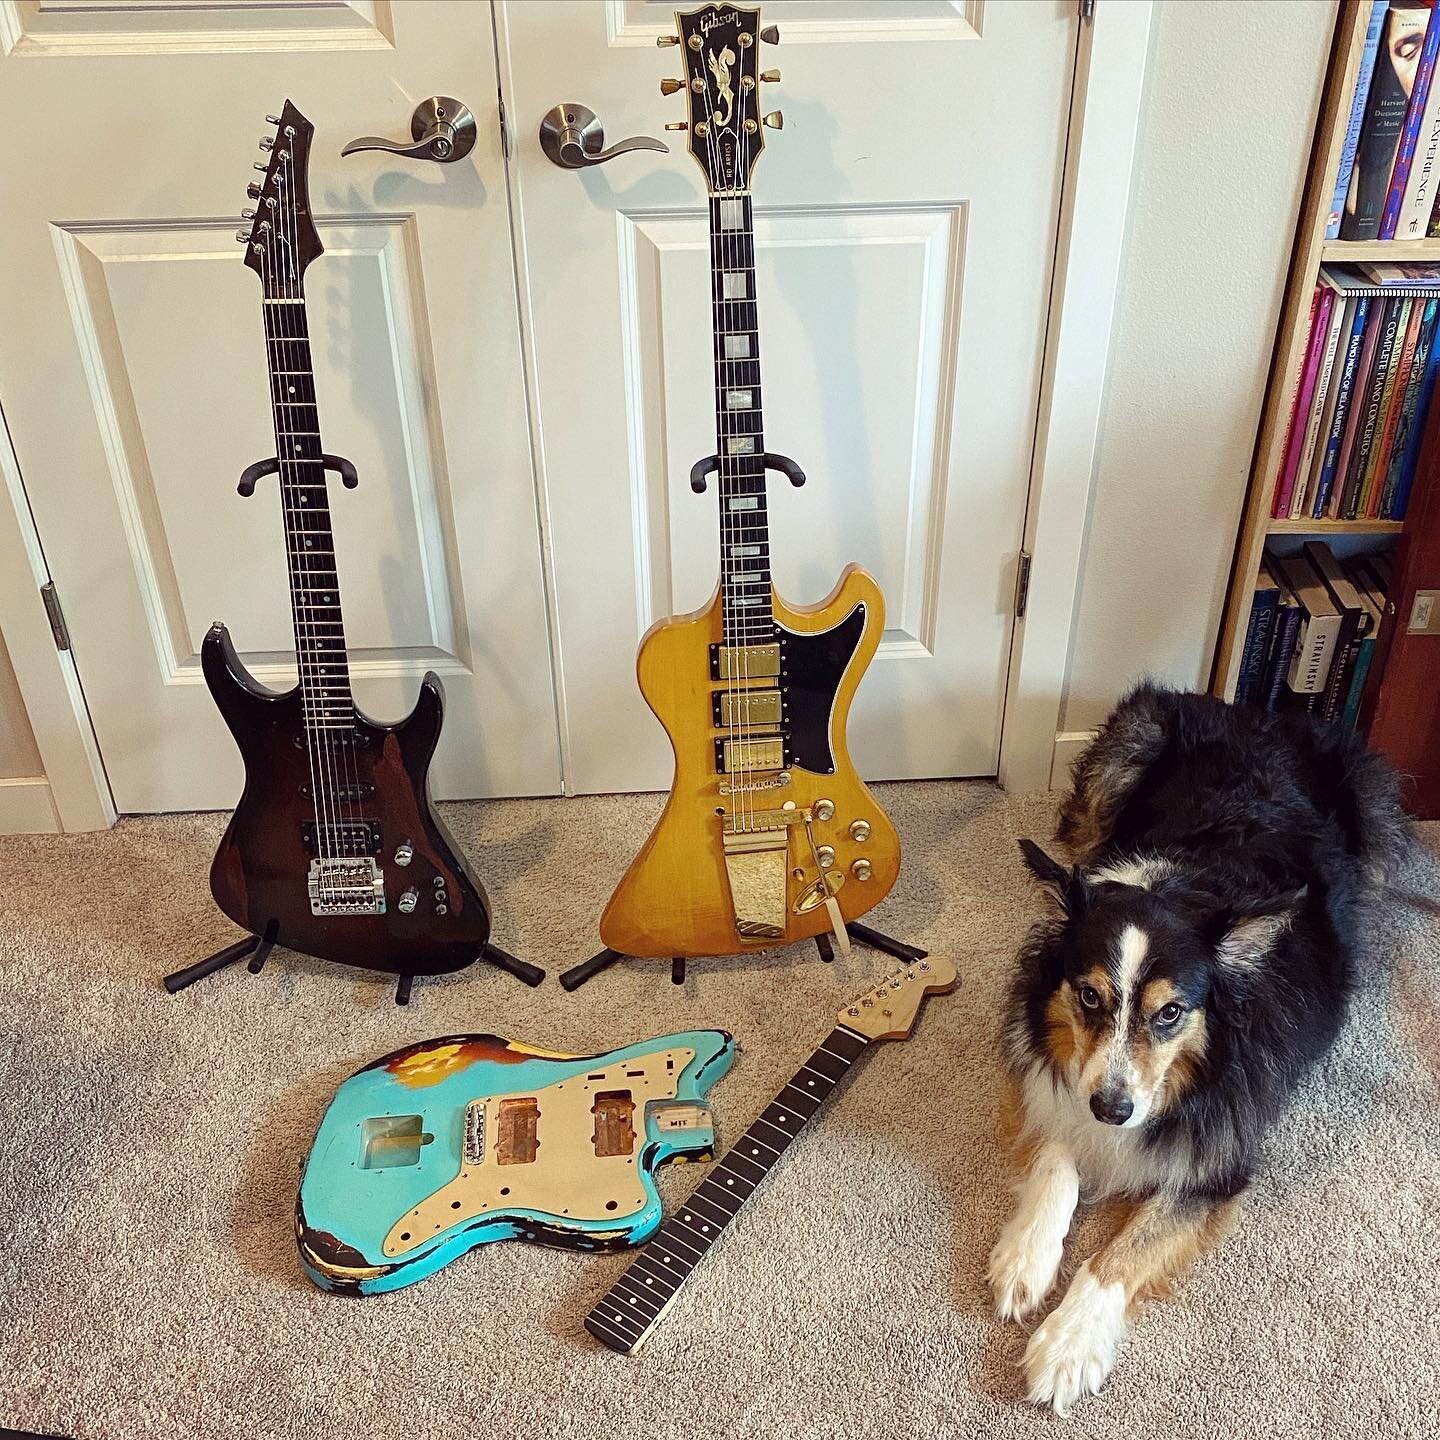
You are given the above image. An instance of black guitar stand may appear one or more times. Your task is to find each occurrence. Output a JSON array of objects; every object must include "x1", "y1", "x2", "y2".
[
  {"x1": 689, "y1": 450, "x2": 806, "y2": 493},
  {"x1": 164, "y1": 931, "x2": 544, "y2": 1005},
  {"x1": 237, "y1": 452, "x2": 358, "y2": 496},
  {"x1": 559, "y1": 920, "x2": 926, "y2": 992}
]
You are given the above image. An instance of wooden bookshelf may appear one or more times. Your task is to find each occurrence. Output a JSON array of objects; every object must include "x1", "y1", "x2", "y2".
[{"x1": 1213, "y1": 0, "x2": 1416, "y2": 699}]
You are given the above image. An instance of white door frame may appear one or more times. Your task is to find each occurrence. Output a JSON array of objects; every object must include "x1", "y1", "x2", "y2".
[{"x1": 0, "y1": 0, "x2": 1151, "y2": 830}]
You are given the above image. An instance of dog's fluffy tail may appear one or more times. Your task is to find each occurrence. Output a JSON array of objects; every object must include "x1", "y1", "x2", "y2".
[{"x1": 1055, "y1": 681, "x2": 1411, "y2": 888}]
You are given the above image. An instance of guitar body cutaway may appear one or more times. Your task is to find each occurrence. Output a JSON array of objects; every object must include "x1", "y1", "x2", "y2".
[
  {"x1": 297, "y1": 1029, "x2": 735, "y2": 1294},
  {"x1": 601, "y1": 565, "x2": 900, "y2": 958}
]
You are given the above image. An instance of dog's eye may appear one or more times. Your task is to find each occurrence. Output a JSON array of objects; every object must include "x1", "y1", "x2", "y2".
[
  {"x1": 1077, "y1": 984, "x2": 1101, "y2": 1010},
  {"x1": 1155, "y1": 1002, "x2": 1184, "y2": 1026}
]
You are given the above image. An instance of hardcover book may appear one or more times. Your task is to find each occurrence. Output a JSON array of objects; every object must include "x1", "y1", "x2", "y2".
[
  {"x1": 1294, "y1": 294, "x2": 1353, "y2": 516},
  {"x1": 1274, "y1": 288, "x2": 1328, "y2": 517},
  {"x1": 1381, "y1": 4, "x2": 1440, "y2": 238},
  {"x1": 1341, "y1": 297, "x2": 1401, "y2": 517},
  {"x1": 1333, "y1": 2, "x2": 1392, "y2": 238},
  {"x1": 1344, "y1": 6, "x2": 1432, "y2": 241},
  {"x1": 1359, "y1": 296, "x2": 1416, "y2": 514},
  {"x1": 1315, "y1": 295, "x2": 1373, "y2": 515},
  {"x1": 1303, "y1": 541, "x2": 1373, "y2": 725},
  {"x1": 1273, "y1": 554, "x2": 1342, "y2": 698},
  {"x1": 1388, "y1": 299, "x2": 1440, "y2": 516},
  {"x1": 1262, "y1": 567, "x2": 1304, "y2": 712},
  {"x1": 1237, "y1": 566, "x2": 1282, "y2": 707},
  {"x1": 1379, "y1": 296, "x2": 1437, "y2": 515}
]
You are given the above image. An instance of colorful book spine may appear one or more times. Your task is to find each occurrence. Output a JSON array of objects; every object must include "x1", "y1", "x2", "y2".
[
  {"x1": 1381, "y1": 7, "x2": 1440, "y2": 238},
  {"x1": 1401, "y1": 30, "x2": 1440, "y2": 234},
  {"x1": 1342, "y1": 298, "x2": 1401, "y2": 517},
  {"x1": 1331, "y1": 301, "x2": 1386, "y2": 514},
  {"x1": 1293, "y1": 291, "x2": 1350, "y2": 516},
  {"x1": 1341, "y1": 637, "x2": 1378, "y2": 729},
  {"x1": 1381, "y1": 296, "x2": 1439, "y2": 513},
  {"x1": 1345, "y1": 7, "x2": 1427, "y2": 241},
  {"x1": 1388, "y1": 309, "x2": 1440, "y2": 516},
  {"x1": 1331, "y1": 2, "x2": 1392, "y2": 239},
  {"x1": 1237, "y1": 575, "x2": 1281, "y2": 706},
  {"x1": 1360, "y1": 297, "x2": 1415, "y2": 514},
  {"x1": 1274, "y1": 289, "x2": 1332, "y2": 516},
  {"x1": 1315, "y1": 295, "x2": 1373, "y2": 515}
]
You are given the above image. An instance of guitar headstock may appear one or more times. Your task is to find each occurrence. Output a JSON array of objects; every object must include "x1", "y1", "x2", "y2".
[
  {"x1": 237, "y1": 99, "x2": 321, "y2": 290},
  {"x1": 837, "y1": 957, "x2": 958, "y2": 1042},
  {"x1": 663, "y1": 4, "x2": 780, "y2": 195}
]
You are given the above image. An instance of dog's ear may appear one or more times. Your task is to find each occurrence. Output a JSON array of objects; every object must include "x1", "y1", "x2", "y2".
[
  {"x1": 1018, "y1": 839, "x2": 1089, "y2": 918},
  {"x1": 1203, "y1": 888, "x2": 1307, "y2": 975}
]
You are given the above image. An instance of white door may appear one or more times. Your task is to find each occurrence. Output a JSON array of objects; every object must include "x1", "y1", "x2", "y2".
[
  {"x1": 501, "y1": 0, "x2": 1076, "y2": 793},
  {"x1": 0, "y1": 1, "x2": 559, "y2": 811}
]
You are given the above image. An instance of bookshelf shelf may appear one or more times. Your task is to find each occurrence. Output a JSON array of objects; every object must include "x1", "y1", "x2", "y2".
[
  {"x1": 1266, "y1": 518, "x2": 1404, "y2": 535},
  {"x1": 1319, "y1": 238, "x2": 1440, "y2": 261},
  {"x1": 1213, "y1": 0, "x2": 1417, "y2": 704}
]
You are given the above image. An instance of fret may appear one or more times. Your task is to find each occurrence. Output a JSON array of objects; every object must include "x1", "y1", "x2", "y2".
[{"x1": 584, "y1": 1026, "x2": 868, "y2": 1353}]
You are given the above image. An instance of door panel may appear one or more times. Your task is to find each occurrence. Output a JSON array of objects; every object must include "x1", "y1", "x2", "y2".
[
  {"x1": 0, "y1": 2, "x2": 559, "y2": 812},
  {"x1": 501, "y1": 0, "x2": 1075, "y2": 793}
]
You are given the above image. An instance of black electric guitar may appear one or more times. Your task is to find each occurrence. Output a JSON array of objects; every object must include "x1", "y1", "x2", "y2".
[{"x1": 187, "y1": 102, "x2": 539, "y2": 998}]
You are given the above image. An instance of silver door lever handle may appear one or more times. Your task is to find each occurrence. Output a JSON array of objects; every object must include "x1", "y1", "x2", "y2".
[
  {"x1": 539, "y1": 104, "x2": 667, "y2": 169},
  {"x1": 342, "y1": 97, "x2": 477, "y2": 164}
]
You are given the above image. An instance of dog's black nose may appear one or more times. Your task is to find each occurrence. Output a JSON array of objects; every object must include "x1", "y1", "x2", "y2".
[{"x1": 1089, "y1": 1090, "x2": 1134, "y2": 1125}]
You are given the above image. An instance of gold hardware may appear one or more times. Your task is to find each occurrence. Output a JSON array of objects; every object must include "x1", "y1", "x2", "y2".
[
  {"x1": 852, "y1": 858, "x2": 872, "y2": 882},
  {"x1": 657, "y1": 34, "x2": 680, "y2": 46},
  {"x1": 691, "y1": 77, "x2": 705, "y2": 92},
  {"x1": 763, "y1": 111, "x2": 784, "y2": 130},
  {"x1": 661, "y1": 79, "x2": 685, "y2": 95},
  {"x1": 817, "y1": 846, "x2": 836, "y2": 869},
  {"x1": 739, "y1": 31, "x2": 753, "y2": 46},
  {"x1": 718, "y1": 771, "x2": 790, "y2": 796},
  {"x1": 761, "y1": 69, "x2": 780, "y2": 82},
  {"x1": 716, "y1": 643, "x2": 781, "y2": 679},
  {"x1": 742, "y1": 77, "x2": 755, "y2": 91},
  {"x1": 814, "y1": 798, "x2": 835, "y2": 821},
  {"x1": 722, "y1": 737, "x2": 784, "y2": 772},
  {"x1": 695, "y1": 120, "x2": 710, "y2": 136},
  {"x1": 760, "y1": 24, "x2": 780, "y2": 43},
  {"x1": 723, "y1": 808, "x2": 806, "y2": 834},
  {"x1": 665, "y1": 121, "x2": 689, "y2": 132},
  {"x1": 720, "y1": 689, "x2": 782, "y2": 727},
  {"x1": 688, "y1": 33, "x2": 702, "y2": 49},
  {"x1": 722, "y1": 829, "x2": 788, "y2": 939},
  {"x1": 793, "y1": 869, "x2": 843, "y2": 913},
  {"x1": 744, "y1": 119, "x2": 758, "y2": 133},
  {"x1": 849, "y1": 819, "x2": 871, "y2": 842}
]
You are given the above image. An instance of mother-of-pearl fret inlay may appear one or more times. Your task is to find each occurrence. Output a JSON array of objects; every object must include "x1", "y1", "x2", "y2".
[
  {"x1": 727, "y1": 496, "x2": 758, "y2": 510},
  {"x1": 725, "y1": 389, "x2": 753, "y2": 409},
  {"x1": 725, "y1": 436, "x2": 755, "y2": 455},
  {"x1": 723, "y1": 335, "x2": 752, "y2": 359},
  {"x1": 721, "y1": 271, "x2": 747, "y2": 300}
]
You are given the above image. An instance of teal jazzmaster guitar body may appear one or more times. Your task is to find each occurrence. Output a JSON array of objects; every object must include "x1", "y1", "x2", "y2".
[{"x1": 297, "y1": 1030, "x2": 735, "y2": 1294}]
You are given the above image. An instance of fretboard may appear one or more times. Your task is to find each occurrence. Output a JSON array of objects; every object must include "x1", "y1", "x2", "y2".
[
  {"x1": 710, "y1": 194, "x2": 773, "y2": 647},
  {"x1": 584, "y1": 1024, "x2": 870, "y2": 1354},
  {"x1": 262, "y1": 292, "x2": 354, "y2": 730}
]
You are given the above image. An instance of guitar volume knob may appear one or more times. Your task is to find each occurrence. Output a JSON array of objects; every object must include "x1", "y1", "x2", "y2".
[
  {"x1": 813, "y1": 798, "x2": 835, "y2": 821},
  {"x1": 852, "y1": 858, "x2": 872, "y2": 882},
  {"x1": 398, "y1": 887, "x2": 419, "y2": 914},
  {"x1": 849, "y1": 819, "x2": 871, "y2": 842},
  {"x1": 394, "y1": 840, "x2": 414, "y2": 866},
  {"x1": 817, "y1": 846, "x2": 836, "y2": 869}
]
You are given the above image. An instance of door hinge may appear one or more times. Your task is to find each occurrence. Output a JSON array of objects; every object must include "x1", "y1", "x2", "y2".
[
  {"x1": 40, "y1": 581, "x2": 71, "y2": 650},
  {"x1": 1080, "y1": 0, "x2": 1095, "y2": 22},
  {"x1": 1015, "y1": 551, "x2": 1033, "y2": 620},
  {"x1": 498, "y1": 96, "x2": 510, "y2": 160}
]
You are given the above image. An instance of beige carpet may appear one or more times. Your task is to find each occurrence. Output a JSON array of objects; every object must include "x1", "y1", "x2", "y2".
[{"x1": 1, "y1": 781, "x2": 1437, "y2": 1440}]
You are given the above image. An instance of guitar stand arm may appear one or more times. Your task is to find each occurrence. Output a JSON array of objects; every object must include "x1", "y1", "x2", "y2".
[
  {"x1": 689, "y1": 452, "x2": 806, "y2": 494},
  {"x1": 238, "y1": 453, "x2": 360, "y2": 497},
  {"x1": 816, "y1": 921, "x2": 927, "y2": 966}
]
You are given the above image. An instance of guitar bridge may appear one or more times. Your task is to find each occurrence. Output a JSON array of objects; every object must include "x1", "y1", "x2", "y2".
[
  {"x1": 721, "y1": 827, "x2": 788, "y2": 940},
  {"x1": 308, "y1": 858, "x2": 386, "y2": 915}
]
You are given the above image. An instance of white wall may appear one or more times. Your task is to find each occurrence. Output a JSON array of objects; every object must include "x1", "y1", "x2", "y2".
[
  {"x1": 1060, "y1": 0, "x2": 1333, "y2": 734},
  {"x1": 0, "y1": 629, "x2": 41, "y2": 779}
]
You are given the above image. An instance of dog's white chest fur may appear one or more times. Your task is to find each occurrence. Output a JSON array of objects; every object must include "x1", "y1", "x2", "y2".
[{"x1": 1021, "y1": 1067, "x2": 1176, "y2": 1199}]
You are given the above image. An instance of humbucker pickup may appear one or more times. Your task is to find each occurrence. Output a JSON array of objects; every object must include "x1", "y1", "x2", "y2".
[
  {"x1": 717, "y1": 736, "x2": 785, "y2": 773},
  {"x1": 710, "y1": 642, "x2": 781, "y2": 680},
  {"x1": 301, "y1": 819, "x2": 382, "y2": 857},
  {"x1": 714, "y1": 688, "x2": 782, "y2": 727}
]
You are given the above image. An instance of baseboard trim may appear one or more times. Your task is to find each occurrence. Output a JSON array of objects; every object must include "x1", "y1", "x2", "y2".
[
  {"x1": 1050, "y1": 731, "x2": 1095, "y2": 793},
  {"x1": 0, "y1": 775, "x2": 60, "y2": 834}
]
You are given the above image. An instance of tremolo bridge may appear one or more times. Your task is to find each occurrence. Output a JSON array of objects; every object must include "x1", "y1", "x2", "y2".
[{"x1": 308, "y1": 858, "x2": 386, "y2": 916}]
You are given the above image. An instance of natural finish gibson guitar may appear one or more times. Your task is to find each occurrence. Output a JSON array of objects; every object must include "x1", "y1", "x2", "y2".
[
  {"x1": 185, "y1": 102, "x2": 537, "y2": 998},
  {"x1": 598, "y1": 5, "x2": 901, "y2": 962},
  {"x1": 584, "y1": 956, "x2": 956, "y2": 1352}
]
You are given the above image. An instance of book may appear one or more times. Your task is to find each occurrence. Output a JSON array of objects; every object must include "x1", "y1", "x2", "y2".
[
  {"x1": 1344, "y1": 7, "x2": 1432, "y2": 241},
  {"x1": 1330, "y1": 299, "x2": 1386, "y2": 515},
  {"x1": 1340, "y1": 560, "x2": 1386, "y2": 729},
  {"x1": 1315, "y1": 295, "x2": 1372, "y2": 515},
  {"x1": 1274, "y1": 289, "x2": 1331, "y2": 516},
  {"x1": 1304, "y1": 541, "x2": 1373, "y2": 725},
  {"x1": 1325, "y1": 262, "x2": 1440, "y2": 294},
  {"x1": 1262, "y1": 567, "x2": 1305, "y2": 712},
  {"x1": 1341, "y1": 297, "x2": 1402, "y2": 517},
  {"x1": 1360, "y1": 296, "x2": 1416, "y2": 514},
  {"x1": 1273, "y1": 553, "x2": 1343, "y2": 698},
  {"x1": 1294, "y1": 293, "x2": 1353, "y2": 516},
  {"x1": 1379, "y1": 296, "x2": 1438, "y2": 514},
  {"x1": 1388, "y1": 299, "x2": 1440, "y2": 516},
  {"x1": 1237, "y1": 566, "x2": 1282, "y2": 706},
  {"x1": 1333, "y1": 2, "x2": 1393, "y2": 238},
  {"x1": 1381, "y1": 5, "x2": 1440, "y2": 238}
]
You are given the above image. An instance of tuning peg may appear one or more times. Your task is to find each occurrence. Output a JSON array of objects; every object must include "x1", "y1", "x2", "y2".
[
  {"x1": 657, "y1": 33, "x2": 679, "y2": 46},
  {"x1": 660, "y1": 78, "x2": 685, "y2": 96},
  {"x1": 664, "y1": 121, "x2": 689, "y2": 131},
  {"x1": 761, "y1": 69, "x2": 780, "y2": 83},
  {"x1": 253, "y1": 161, "x2": 267, "y2": 171},
  {"x1": 266, "y1": 113, "x2": 281, "y2": 125},
  {"x1": 760, "y1": 24, "x2": 779, "y2": 43},
  {"x1": 259, "y1": 136, "x2": 274, "y2": 151},
  {"x1": 241, "y1": 208, "x2": 256, "y2": 220},
  {"x1": 235, "y1": 228, "x2": 250, "y2": 242},
  {"x1": 762, "y1": 111, "x2": 784, "y2": 130},
  {"x1": 246, "y1": 182, "x2": 262, "y2": 199}
]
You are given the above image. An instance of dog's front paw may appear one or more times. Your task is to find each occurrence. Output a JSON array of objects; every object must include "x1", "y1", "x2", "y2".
[
  {"x1": 1023, "y1": 1263, "x2": 1128, "y2": 1415},
  {"x1": 988, "y1": 1221, "x2": 1064, "y2": 1322}
]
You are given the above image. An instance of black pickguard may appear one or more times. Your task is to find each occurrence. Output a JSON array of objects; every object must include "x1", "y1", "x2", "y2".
[{"x1": 779, "y1": 603, "x2": 866, "y2": 775}]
